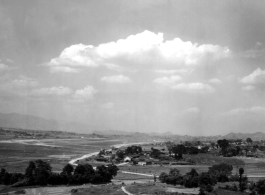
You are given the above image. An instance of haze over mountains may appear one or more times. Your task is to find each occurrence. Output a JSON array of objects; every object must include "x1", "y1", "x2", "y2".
[
  {"x1": 0, "y1": 112, "x2": 92, "y2": 134},
  {"x1": 0, "y1": 112, "x2": 265, "y2": 140},
  {"x1": 223, "y1": 132, "x2": 265, "y2": 141}
]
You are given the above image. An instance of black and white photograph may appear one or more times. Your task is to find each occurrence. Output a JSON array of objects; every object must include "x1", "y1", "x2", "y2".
[{"x1": 1, "y1": 1, "x2": 265, "y2": 194}]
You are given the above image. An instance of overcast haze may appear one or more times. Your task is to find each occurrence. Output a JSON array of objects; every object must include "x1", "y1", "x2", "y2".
[{"x1": 0, "y1": 0, "x2": 265, "y2": 136}]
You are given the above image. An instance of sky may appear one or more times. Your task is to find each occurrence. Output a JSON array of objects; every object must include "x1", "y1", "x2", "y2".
[{"x1": 0, "y1": 0, "x2": 265, "y2": 136}]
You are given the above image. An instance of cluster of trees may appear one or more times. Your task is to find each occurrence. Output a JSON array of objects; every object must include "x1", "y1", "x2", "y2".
[
  {"x1": 125, "y1": 145, "x2": 142, "y2": 154},
  {"x1": 217, "y1": 138, "x2": 262, "y2": 157},
  {"x1": 166, "y1": 144, "x2": 209, "y2": 160},
  {"x1": 159, "y1": 168, "x2": 215, "y2": 193},
  {"x1": 116, "y1": 145, "x2": 143, "y2": 160},
  {"x1": 0, "y1": 160, "x2": 118, "y2": 186},
  {"x1": 159, "y1": 163, "x2": 245, "y2": 193}
]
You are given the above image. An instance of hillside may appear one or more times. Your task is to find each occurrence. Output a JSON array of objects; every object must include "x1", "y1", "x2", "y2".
[
  {"x1": 0, "y1": 112, "x2": 92, "y2": 134},
  {"x1": 223, "y1": 132, "x2": 265, "y2": 141}
]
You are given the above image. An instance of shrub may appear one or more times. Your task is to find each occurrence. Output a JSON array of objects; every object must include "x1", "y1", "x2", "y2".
[{"x1": 256, "y1": 179, "x2": 265, "y2": 195}]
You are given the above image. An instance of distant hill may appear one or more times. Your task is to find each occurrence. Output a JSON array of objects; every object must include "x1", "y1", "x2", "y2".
[
  {"x1": 93, "y1": 130, "x2": 175, "y2": 136},
  {"x1": 0, "y1": 112, "x2": 92, "y2": 134},
  {"x1": 223, "y1": 132, "x2": 265, "y2": 141},
  {"x1": 92, "y1": 130, "x2": 134, "y2": 135}
]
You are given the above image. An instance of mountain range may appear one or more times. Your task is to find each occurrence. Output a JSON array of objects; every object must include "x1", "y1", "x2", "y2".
[
  {"x1": 1, "y1": 112, "x2": 265, "y2": 140},
  {"x1": 0, "y1": 112, "x2": 92, "y2": 134},
  {"x1": 222, "y1": 132, "x2": 265, "y2": 141}
]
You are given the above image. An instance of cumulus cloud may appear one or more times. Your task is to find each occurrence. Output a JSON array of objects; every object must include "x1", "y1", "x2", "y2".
[
  {"x1": 0, "y1": 63, "x2": 13, "y2": 71},
  {"x1": 73, "y1": 85, "x2": 97, "y2": 101},
  {"x1": 209, "y1": 78, "x2": 222, "y2": 84},
  {"x1": 50, "y1": 66, "x2": 79, "y2": 73},
  {"x1": 242, "y1": 85, "x2": 255, "y2": 91},
  {"x1": 154, "y1": 75, "x2": 182, "y2": 85},
  {"x1": 12, "y1": 76, "x2": 39, "y2": 87},
  {"x1": 240, "y1": 42, "x2": 264, "y2": 58},
  {"x1": 225, "y1": 107, "x2": 265, "y2": 115},
  {"x1": 240, "y1": 68, "x2": 265, "y2": 84},
  {"x1": 47, "y1": 31, "x2": 230, "y2": 73},
  {"x1": 31, "y1": 86, "x2": 72, "y2": 96},
  {"x1": 172, "y1": 82, "x2": 215, "y2": 94},
  {"x1": 101, "y1": 75, "x2": 131, "y2": 83},
  {"x1": 154, "y1": 69, "x2": 193, "y2": 75}
]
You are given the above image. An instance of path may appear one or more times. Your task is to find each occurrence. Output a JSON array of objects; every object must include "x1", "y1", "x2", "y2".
[
  {"x1": 69, "y1": 152, "x2": 99, "y2": 166},
  {"x1": 120, "y1": 171, "x2": 156, "y2": 177},
  {"x1": 121, "y1": 186, "x2": 134, "y2": 195}
]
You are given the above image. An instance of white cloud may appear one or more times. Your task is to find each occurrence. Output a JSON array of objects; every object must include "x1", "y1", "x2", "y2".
[
  {"x1": 240, "y1": 42, "x2": 264, "y2": 58},
  {"x1": 225, "y1": 107, "x2": 265, "y2": 115},
  {"x1": 101, "y1": 75, "x2": 131, "y2": 83},
  {"x1": 5, "y1": 59, "x2": 14, "y2": 63},
  {"x1": 73, "y1": 85, "x2": 97, "y2": 101},
  {"x1": 50, "y1": 66, "x2": 79, "y2": 73},
  {"x1": 12, "y1": 76, "x2": 39, "y2": 87},
  {"x1": 0, "y1": 63, "x2": 13, "y2": 71},
  {"x1": 31, "y1": 86, "x2": 72, "y2": 96},
  {"x1": 242, "y1": 85, "x2": 255, "y2": 91},
  {"x1": 172, "y1": 82, "x2": 215, "y2": 94},
  {"x1": 240, "y1": 68, "x2": 265, "y2": 84},
  {"x1": 185, "y1": 107, "x2": 201, "y2": 113},
  {"x1": 209, "y1": 78, "x2": 222, "y2": 84},
  {"x1": 154, "y1": 75, "x2": 182, "y2": 85},
  {"x1": 47, "y1": 31, "x2": 230, "y2": 73},
  {"x1": 154, "y1": 69, "x2": 193, "y2": 75}
]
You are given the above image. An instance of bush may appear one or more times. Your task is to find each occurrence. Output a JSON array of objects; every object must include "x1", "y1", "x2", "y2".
[
  {"x1": 256, "y1": 179, "x2": 265, "y2": 195},
  {"x1": 198, "y1": 172, "x2": 217, "y2": 187},
  {"x1": 229, "y1": 173, "x2": 240, "y2": 182}
]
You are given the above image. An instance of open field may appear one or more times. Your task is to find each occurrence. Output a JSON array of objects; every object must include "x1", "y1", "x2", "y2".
[
  {"x1": 0, "y1": 138, "x2": 122, "y2": 173},
  {"x1": 118, "y1": 164, "x2": 210, "y2": 177}
]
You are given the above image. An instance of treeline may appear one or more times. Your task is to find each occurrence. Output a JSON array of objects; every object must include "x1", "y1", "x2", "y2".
[
  {"x1": 159, "y1": 163, "x2": 265, "y2": 194},
  {"x1": 159, "y1": 163, "x2": 247, "y2": 193},
  {"x1": 0, "y1": 160, "x2": 118, "y2": 186}
]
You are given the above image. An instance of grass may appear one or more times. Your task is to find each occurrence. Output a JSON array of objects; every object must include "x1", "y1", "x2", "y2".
[
  {"x1": 118, "y1": 164, "x2": 209, "y2": 176},
  {"x1": 209, "y1": 188, "x2": 248, "y2": 195},
  {"x1": 71, "y1": 185, "x2": 126, "y2": 195},
  {"x1": 125, "y1": 183, "x2": 167, "y2": 194},
  {"x1": 184, "y1": 154, "x2": 245, "y2": 166},
  {"x1": 0, "y1": 138, "x2": 122, "y2": 173}
]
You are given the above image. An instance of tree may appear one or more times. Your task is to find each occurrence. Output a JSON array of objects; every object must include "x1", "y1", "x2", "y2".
[
  {"x1": 159, "y1": 172, "x2": 168, "y2": 183},
  {"x1": 188, "y1": 147, "x2": 199, "y2": 155},
  {"x1": 217, "y1": 139, "x2": 230, "y2": 156},
  {"x1": 236, "y1": 146, "x2": 241, "y2": 155},
  {"x1": 150, "y1": 148, "x2": 161, "y2": 158},
  {"x1": 198, "y1": 172, "x2": 217, "y2": 187},
  {"x1": 184, "y1": 169, "x2": 199, "y2": 188},
  {"x1": 186, "y1": 168, "x2": 199, "y2": 178},
  {"x1": 208, "y1": 163, "x2": 233, "y2": 182},
  {"x1": 246, "y1": 138, "x2": 253, "y2": 144},
  {"x1": 172, "y1": 145, "x2": 186, "y2": 159},
  {"x1": 34, "y1": 160, "x2": 52, "y2": 185},
  {"x1": 25, "y1": 161, "x2": 36, "y2": 185},
  {"x1": 62, "y1": 164, "x2": 74, "y2": 175},
  {"x1": 116, "y1": 150, "x2": 125, "y2": 160},
  {"x1": 239, "y1": 167, "x2": 244, "y2": 191},
  {"x1": 106, "y1": 164, "x2": 118, "y2": 178},
  {"x1": 74, "y1": 164, "x2": 86, "y2": 175},
  {"x1": 25, "y1": 161, "x2": 35, "y2": 178},
  {"x1": 169, "y1": 168, "x2": 180, "y2": 177},
  {"x1": 125, "y1": 145, "x2": 142, "y2": 154}
]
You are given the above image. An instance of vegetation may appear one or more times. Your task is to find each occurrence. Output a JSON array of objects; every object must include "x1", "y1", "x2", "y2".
[
  {"x1": 184, "y1": 153, "x2": 245, "y2": 166},
  {"x1": 0, "y1": 160, "x2": 118, "y2": 187}
]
